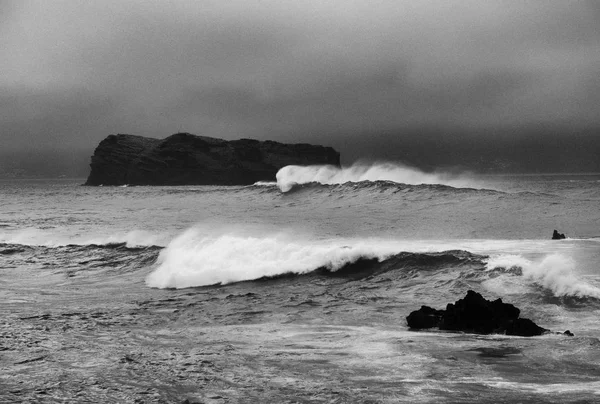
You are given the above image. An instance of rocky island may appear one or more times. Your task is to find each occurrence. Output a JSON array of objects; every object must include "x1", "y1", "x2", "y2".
[
  {"x1": 407, "y1": 290, "x2": 574, "y2": 337},
  {"x1": 85, "y1": 133, "x2": 340, "y2": 186}
]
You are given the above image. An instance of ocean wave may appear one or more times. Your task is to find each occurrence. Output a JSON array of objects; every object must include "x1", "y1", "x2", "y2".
[
  {"x1": 1, "y1": 241, "x2": 162, "y2": 277},
  {"x1": 0, "y1": 229, "x2": 167, "y2": 248},
  {"x1": 280, "y1": 180, "x2": 503, "y2": 196},
  {"x1": 145, "y1": 228, "x2": 485, "y2": 289},
  {"x1": 485, "y1": 254, "x2": 600, "y2": 299},
  {"x1": 275, "y1": 163, "x2": 487, "y2": 193},
  {"x1": 0, "y1": 241, "x2": 163, "y2": 254},
  {"x1": 252, "y1": 181, "x2": 277, "y2": 187},
  {"x1": 318, "y1": 250, "x2": 483, "y2": 279}
]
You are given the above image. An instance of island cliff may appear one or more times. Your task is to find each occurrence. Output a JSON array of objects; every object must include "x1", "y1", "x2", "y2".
[{"x1": 85, "y1": 133, "x2": 341, "y2": 186}]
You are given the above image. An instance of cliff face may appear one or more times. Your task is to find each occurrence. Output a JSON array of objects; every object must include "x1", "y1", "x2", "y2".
[{"x1": 85, "y1": 133, "x2": 341, "y2": 186}]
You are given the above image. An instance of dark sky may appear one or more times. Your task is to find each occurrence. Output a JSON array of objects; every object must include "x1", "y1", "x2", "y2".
[{"x1": 1, "y1": 0, "x2": 599, "y2": 175}]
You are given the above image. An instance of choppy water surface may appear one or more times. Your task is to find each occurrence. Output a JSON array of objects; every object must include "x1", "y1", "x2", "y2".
[{"x1": 1, "y1": 169, "x2": 600, "y2": 403}]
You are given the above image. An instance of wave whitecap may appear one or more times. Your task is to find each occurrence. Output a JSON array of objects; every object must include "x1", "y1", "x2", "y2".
[
  {"x1": 486, "y1": 254, "x2": 600, "y2": 299},
  {"x1": 143, "y1": 224, "x2": 600, "y2": 299},
  {"x1": 145, "y1": 229, "x2": 407, "y2": 288},
  {"x1": 275, "y1": 163, "x2": 482, "y2": 192},
  {"x1": 0, "y1": 228, "x2": 166, "y2": 248}
]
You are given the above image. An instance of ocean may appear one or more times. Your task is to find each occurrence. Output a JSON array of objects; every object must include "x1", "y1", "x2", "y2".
[{"x1": 1, "y1": 164, "x2": 600, "y2": 403}]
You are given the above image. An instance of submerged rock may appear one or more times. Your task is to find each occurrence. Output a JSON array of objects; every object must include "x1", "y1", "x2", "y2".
[
  {"x1": 407, "y1": 290, "x2": 555, "y2": 337},
  {"x1": 85, "y1": 133, "x2": 340, "y2": 186},
  {"x1": 552, "y1": 230, "x2": 566, "y2": 240}
]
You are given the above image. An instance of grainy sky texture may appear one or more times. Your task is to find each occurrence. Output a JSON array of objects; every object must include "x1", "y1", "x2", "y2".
[{"x1": 1, "y1": 0, "x2": 599, "y2": 174}]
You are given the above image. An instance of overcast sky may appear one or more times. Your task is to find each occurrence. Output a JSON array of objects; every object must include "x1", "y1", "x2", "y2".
[{"x1": 1, "y1": 0, "x2": 599, "y2": 173}]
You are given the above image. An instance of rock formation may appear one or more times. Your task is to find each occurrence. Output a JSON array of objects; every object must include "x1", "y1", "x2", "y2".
[
  {"x1": 85, "y1": 133, "x2": 341, "y2": 186},
  {"x1": 406, "y1": 290, "x2": 571, "y2": 337},
  {"x1": 552, "y1": 230, "x2": 566, "y2": 240}
]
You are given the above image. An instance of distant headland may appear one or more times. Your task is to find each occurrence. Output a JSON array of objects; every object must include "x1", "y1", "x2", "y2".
[{"x1": 84, "y1": 133, "x2": 340, "y2": 186}]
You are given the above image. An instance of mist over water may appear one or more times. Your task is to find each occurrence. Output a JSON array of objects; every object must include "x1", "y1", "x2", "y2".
[
  {"x1": 485, "y1": 253, "x2": 600, "y2": 299},
  {"x1": 0, "y1": 228, "x2": 167, "y2": 248},
  {"x1": 276, "y1": 162, "x2": 483, "y2": 192},
  {"x1": 141, "y1": 223, "x2": 600, "y2": 300},
  {"x1": 145, "y1": 227, "x2": 398, "y2": 288}
]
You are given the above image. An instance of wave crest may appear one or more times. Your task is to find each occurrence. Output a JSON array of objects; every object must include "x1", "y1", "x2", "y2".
[
  {"x1": 144, "y1": 227, "x2": 486, "y2": 289},
  {"x1": 280, "y1": 180, "x2": 503, "y2": 198},
  {"x1": 0, "y1": 228, "x2": 167, "y2": 248},
  {"x1": 275, "y1": 163, "x2": 483, "y2": 192},
  {"x1": 485, "y1": 254, "x2": 600, "y2": 299},
  {"x1": 146, "y1": 230, "x2": 397, "y2": 288}
]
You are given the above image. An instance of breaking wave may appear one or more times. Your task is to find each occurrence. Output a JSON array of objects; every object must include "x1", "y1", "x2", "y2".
[
  {"x1": 144, "y1": 226, "x2": 490, "y2": 288},
  {"x1": 485, "y1": 254, "x2": 600, "y2": 299},
  {"x1": 7, "y1": 225, "x2": 595, "y2": 300},
  {"x1": 1, "y1": 241, "x2": 162, "y2": 276},
  {"x1": 276, "y1": 163, "x2": 484, "y2": 192},
  {"x1": 0, "y1": 228, "x2": 167, "y2": 248},
  {"x1": 279, "y1": 180, "x2": 504, "y2": 197},
  {"x1": 145, "y1": 229, "x2": 404, "y2": 288},
  {"x1": 145, "y1": 226, "x2": 600, "y2": 300}
]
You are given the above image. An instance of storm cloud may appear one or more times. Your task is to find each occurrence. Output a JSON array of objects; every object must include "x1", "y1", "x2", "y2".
[{"x1": 1, "y1": 0, "x2": 599, "y2": 174}]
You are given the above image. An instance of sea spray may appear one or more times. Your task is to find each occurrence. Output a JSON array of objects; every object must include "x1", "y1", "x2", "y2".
[
  {"x1": 0, "y1": 228, "x2": 167, "y2": 248},
  {"x1": 276, "y1": 162, "x2": 481, "y2": 192},
  {"x1": 145, "y1": 228, "x2": 407, "y2": 288},
  {"x1": 485, "y1": 253, "x2": 600, "y2": 298}
]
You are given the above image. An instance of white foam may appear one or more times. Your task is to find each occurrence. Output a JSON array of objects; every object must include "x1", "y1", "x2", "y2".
[
  {"x1": 485, "y1": 254, "x2": 531, "y2": 271},
  {"x1": 478, "y1": 379, "x2": 600, "y2": 395},
  {"x1": 85, "y1": 230, "x2": 167, "y2": 248},
  {"x1": 482, "y1": 274, "x2": 531, "y2": 296},
  {"x1": 275, "y1": 162, "x2": 482, "y2": 192},
  {"x1": 485, "y1": 253, "x2": 600, "y2": 298},
  {"x1": 252, "y1": 181, "x2": 277, "y2": 187},
  {"x1": 0, "y1": 228, "x2": 167, "y2": 248},
  {"x1": 144, "y1": 226, "x2": 600, "y2": 290},
  {"x1": 145, "y1": 228, "x2": 410, "y2": 288}
]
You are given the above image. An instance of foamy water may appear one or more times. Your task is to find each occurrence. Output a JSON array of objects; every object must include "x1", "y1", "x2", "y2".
[
  {"x1": 486, "y1": 253, "x2": 600, "y2": 298},
  {"x1": 2, "y1": 172, "x2": 600, "y2": 403},
  {"x1": 276, "y1": 162, "x2": 482, "y2": 192},
  {"x1": 0, "y1": 228, "x2": 169, "y2": 248}
]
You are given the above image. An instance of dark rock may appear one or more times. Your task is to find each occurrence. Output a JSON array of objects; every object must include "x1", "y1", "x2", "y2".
[
  {"x1": 505, "y1": 318, "x2": 547, "y2": 337},
  {"x1": 552, "y1": 230, "x2": 566, "y2": 240},
  {"x1": 406, "y1": 290, "x2": 550, "y2": 337},
  {"x1": 406, "y1": 306, "x2": 444, "y2": 329},
  {"x1": 564, "y1": 330, "x2": 574, "y2": 337},
  {"x1": 441, "y1": 290, "x2": 521, "y2": 334},
  {"x1": 85, "y1": 133, "x2": 340, "y2": 186}
]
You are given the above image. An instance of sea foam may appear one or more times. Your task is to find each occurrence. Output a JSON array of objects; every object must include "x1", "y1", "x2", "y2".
[
  {"x1": 0, "y1": 228, "x2": 166, "y2": 248},
  {"x1": 486, "y1": 253, "x2": 600, "y2": 298},
  {"x1": 275, "y1": 163, "x2": 481, "y2": 192},
  {"x1": 146, "y1": 226, "x2": 599, "y2": 291},
  {"x1": 145, "y1": 228, "x2": 408, "y2": 288}
]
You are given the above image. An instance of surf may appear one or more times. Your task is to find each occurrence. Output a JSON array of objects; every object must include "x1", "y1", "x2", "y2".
[
  {"x1": 0, "y1": 228, "x2": 168, "y2": 248},
  {"x1": 145, "y1": 226, "x2": 600, "y2": 301},
  {"x1": 485, "y1": 253, "x2": 600, "y2": 299},
  {"x1": 275, "y1": 162, "x2": 485, "y2": 192}
]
